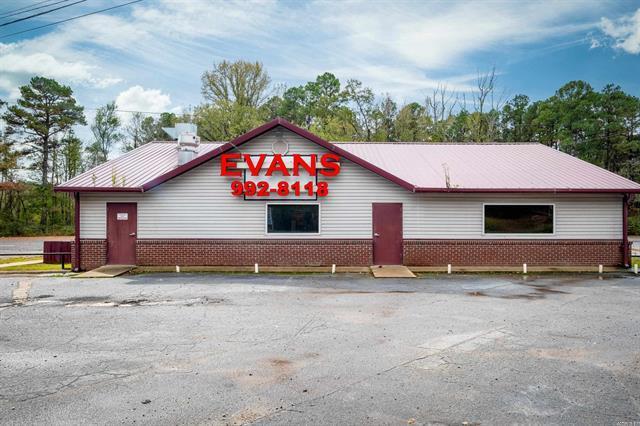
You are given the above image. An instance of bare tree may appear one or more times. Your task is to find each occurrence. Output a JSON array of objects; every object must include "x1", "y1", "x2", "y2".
[
  {"x1": 424, "y1": 85, "x2": 458, "y2": 141},
  {"x1": 123, "y1": 112, "x2": 147, "y2": 152},
  {"x1": 471, "y1": 67, "x2": 507, "y2": 142},
  {"x1": 87, "y1": 102, "x2": 122, "y2": 165},
  {"x1": 344, "y1": 79, "x2": 376, "y2": 141},
  {"x1": 201, "y1": 60, "x2": 271, "y2": 108}
]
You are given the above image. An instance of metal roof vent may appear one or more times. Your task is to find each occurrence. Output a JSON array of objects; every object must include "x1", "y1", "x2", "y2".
[
  {"x1": 271, "y1": 128, "x2": 289, "y2": 155},
  {"x1": 177, "y1": 132, "x2": 200, "y2": 165},
  {"x1": 164, "y1": 123, "x2": 200, "y2": 165}
]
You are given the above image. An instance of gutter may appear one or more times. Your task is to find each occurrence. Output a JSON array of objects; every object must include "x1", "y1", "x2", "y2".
[
  {"x1": 54, "y1": 186, "x2": 144, "y2": 193},
  {"x1": 623, "y1": 194, "x2": 634, "y2": 267},
  {"x1": 74, "y1": 192, "x2": 81, "y2": 272},
  {"x1": 414, "y1": 187, "x2": 640, "y2": 194},
  {"x1": 55, "y1": 186, "x2": 640, "y2": 194}
]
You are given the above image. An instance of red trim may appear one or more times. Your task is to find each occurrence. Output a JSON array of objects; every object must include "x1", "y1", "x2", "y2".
[
  {"x1": 74, "y1": 192, "x2": 81, "y2": 272},
  {"x1": 141, "y1": 118, "x2": 417, "y2": 192},
  {"x1": 414, "y1": 187, "x2": 640, "y2": 194},
  {"x1": 54, "y1": 186, "x2": 143, "y2": 193},
  {"x1": 623, "y1": 194, "x2": 630, "y2": 267},
  {"x1": 57, "y1": 186, "x2": 640, "y2": 194}
]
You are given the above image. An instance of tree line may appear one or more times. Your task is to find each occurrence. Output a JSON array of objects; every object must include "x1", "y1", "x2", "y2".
[
  {"x1": 0, "y1": 78, "x2": 183, "y2": 235},
  {"x1": 1, "y1": 60, "x2": 640, "y2": 236}
]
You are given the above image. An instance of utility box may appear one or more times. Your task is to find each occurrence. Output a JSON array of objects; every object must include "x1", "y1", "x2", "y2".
[{"x1": 43, "y1": 241, "x2": 71, "y2": 265}]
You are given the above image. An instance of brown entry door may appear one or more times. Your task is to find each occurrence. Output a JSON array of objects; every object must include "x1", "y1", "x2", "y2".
[
  {"x1": 107, "y1": 203, "x2": 137, "y2": 265},
  {"x1": 372, "y1": 203, "x2": 403, "y2": 265}
]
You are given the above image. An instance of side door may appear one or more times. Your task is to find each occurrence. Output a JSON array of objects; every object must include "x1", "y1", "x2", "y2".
[
  {"x1": 372, "y1": 203, "x2": 403, "y2": 265},
  {"x1": 106, "y1": 203, "x2": 137, "y2": 265}
]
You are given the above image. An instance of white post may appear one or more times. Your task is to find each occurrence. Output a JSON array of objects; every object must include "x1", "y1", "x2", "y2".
[
  {"x1": 331, "y1": 264, "x2": 336, "y2": 274},
  {"x1": 254, "y1": 263, "x2": 259, "y2": 273},
  {"x1": 447, "y1": 264, "x2": 452, "y2": 274},
  {"x1": 523, "y1": 263, "x2": 527, "y2": 274},
  {"x1": 634, "y1": 264, "x2": 638, "y2": 274},
  {"x1": 176, "y1": 265, "x2": 180, "y2": 273},
  {"x1": 598, "y1": 264, "x2": 603, "y2": 274}
]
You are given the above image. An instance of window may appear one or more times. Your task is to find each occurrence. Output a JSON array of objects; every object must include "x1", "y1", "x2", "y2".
[
  {"x1": 267, "y1": 204, "x2": 319, "y2": 234},
  {"x1": 484, "y1": 204, "x2": 554, "y2": 234}
]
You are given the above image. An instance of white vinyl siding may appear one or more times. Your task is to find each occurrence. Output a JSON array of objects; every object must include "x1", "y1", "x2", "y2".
[
  {"x1": 404, "y1": 194, "x2": 622, "y2": 239},
  {"x1": 79, "y1": 128, "x2": 623, "y2": 240}
]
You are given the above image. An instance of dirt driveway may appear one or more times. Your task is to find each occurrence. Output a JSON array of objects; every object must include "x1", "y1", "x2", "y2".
[{"x1": 0, "y1": 273, "x2": 639, "y2": 424}]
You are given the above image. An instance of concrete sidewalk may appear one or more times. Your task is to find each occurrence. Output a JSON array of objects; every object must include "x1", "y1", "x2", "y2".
[{"x1": 0, "y1": 259, "x2": 43, "y2": 269}]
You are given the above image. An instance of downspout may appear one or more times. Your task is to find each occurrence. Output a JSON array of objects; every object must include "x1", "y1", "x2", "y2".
[
  {"x1": 74, "y1": 192, "x2": 81, "y2": 272},
  {"x1": 623, "y1": 193, "x2": 630, "y2": 268}
]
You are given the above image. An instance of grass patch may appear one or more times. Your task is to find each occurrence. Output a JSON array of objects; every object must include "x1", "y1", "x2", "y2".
[
  {"x1": 0, "y1": 262, "x2": 71, "y2": 272},
  {"x1": 0, "y1": 256, "x2": 42, "y2": 265},
  {"x1": 632, "y1": 257, "x2": 640, "y2": 267}
]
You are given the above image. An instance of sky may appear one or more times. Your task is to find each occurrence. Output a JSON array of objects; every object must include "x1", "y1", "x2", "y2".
[{"x1": 1, "y1": 0, "x2": 640, "y2": 138}]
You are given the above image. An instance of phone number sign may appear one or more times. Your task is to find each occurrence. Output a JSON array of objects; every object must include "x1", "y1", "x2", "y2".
[{"x1": 220, "y1": 153, "x2": 340, "y2": 199}]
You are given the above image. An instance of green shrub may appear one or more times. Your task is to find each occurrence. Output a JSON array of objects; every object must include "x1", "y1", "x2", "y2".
[{"x1": 629, "y1": 215, "x2": 640, "y2": 236}]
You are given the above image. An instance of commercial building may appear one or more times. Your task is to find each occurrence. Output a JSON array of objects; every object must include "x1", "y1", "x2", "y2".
[{"x1": 55, "y1": 118, "x2": 640, "y2": 270}]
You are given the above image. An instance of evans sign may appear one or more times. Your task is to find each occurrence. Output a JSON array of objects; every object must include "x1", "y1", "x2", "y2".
[{"x1": 220, "y1": 153, "x2": 341, "y2": 199}]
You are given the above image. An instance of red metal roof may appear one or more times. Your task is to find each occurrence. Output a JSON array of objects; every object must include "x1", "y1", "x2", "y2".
[
  {"x1": 337, "y1": 142, "x2": 640, "y2": 193},
  {"x1": 55, "y1": 118, "x2": 640, "y2": 194},
  {"x1": 56, "y1": 142, "x2": 222, "y2": 192}
]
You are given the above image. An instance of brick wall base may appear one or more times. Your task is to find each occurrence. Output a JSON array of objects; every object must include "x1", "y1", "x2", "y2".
[
  {"x1": 72, "y1": 238, "x2": 626, "y2": 270},
  {"x1": 403, "y1": 239, "x2": 625, "y2": 266},
  {"x1": 136, "y1": 239, "x2": 373, "y2": 267},
  {"x1": 71, "y1": 239, "x2": 107, "y2": 271}
]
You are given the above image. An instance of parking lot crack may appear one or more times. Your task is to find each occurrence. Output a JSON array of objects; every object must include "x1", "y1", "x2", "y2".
[
  {"x1": 251, "y1": 328, "x2": 508, "y2": 424},
  {"x1": 3, "y1": 368, "x2": 148, "y2": 403}
]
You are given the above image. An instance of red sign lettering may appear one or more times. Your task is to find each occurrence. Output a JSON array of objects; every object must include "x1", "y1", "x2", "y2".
[
  {"x1": 220, "y1": 153, "x2": 242, "y2": 177},
  {"x1": 319, "y1": 153, "x2": 340, "y2": 177},
  {"x1": 220, "y1": 153, "x2": 340, "y2": 197}
]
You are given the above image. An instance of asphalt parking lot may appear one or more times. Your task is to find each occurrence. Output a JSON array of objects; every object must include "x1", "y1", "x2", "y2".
[{"x1": 0, "y1": 272, "x2": 639, "y2": 425}]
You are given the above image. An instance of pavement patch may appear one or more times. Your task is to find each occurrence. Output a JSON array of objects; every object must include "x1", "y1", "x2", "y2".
[
  {"x1": 62, "y1": 296, "x2": 223, "y2": 307},
  {"x1": 17, "y1": 295, "x2": 224, "y2": 308},
  {"x1": 417, "y1": 328, "x2": 507, "y2": 355},
  {"x1": 11, "y1": 280, "x2": 31, "y2": 305}
]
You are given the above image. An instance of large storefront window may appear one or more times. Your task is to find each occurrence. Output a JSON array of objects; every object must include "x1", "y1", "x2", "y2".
[
  {"x1": 267, "y1": 204, "x2": 319, "y2": 233},
  {"x1": 484, "y1": 204, "x2": 554, "y2": 234}
]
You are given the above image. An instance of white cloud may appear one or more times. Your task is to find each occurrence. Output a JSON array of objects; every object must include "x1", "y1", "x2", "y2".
[
  {"x1": 0, "y1": 0, "x2": 276, "y2": 101},
  {"x1": 308, "y1": 0, "x2": 601, "y2": 70},
  {"x1": 0, "y1": 0, "x2": 617, "y2": 111},
  {"x1": 0, "y1": 77, "x2": 21, "y2": 100},
  {"x1": 265, "y1": 0, "x2": 605, "y2": 99},
  {"x1": 0, "y1": 49, "x2": 121, "y2": 89},
  {"x1": 115, "y1": 85, "x2": 172, "y2": 120},
  {"x1": 600, "y1": 8, "x2": 640, "y2": 54}
]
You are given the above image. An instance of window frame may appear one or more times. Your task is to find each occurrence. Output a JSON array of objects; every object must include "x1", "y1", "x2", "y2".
[
  {"x1": 481, "y1": 203, "x2": 556, "y2": 236},
  {"x1": 265, "y1": 202, "x2": 321, "y2": 236}
]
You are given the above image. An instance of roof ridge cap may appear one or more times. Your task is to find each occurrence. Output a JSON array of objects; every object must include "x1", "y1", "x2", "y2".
[{"x1": 150, "y1": 140, "x2": 225, "y2": 144}]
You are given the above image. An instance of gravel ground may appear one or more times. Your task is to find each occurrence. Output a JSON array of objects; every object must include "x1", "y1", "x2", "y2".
[{"x1": 0, "y1": 272, "x2": 639, "y2": 425}]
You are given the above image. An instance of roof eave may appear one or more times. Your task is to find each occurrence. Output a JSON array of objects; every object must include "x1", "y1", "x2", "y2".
[
  {"x1": 414, "y1": 187, "x2": 640, "y2": 194},
  {"x1": 53, "y1": 186, "x2": 144, "y2": 193}
]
